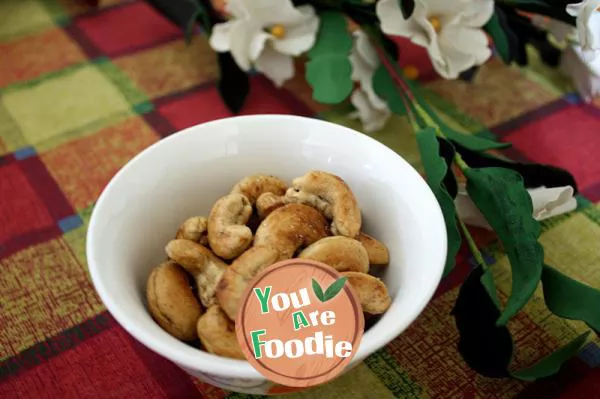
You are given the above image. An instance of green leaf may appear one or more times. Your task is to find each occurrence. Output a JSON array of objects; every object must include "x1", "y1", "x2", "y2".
[
  {"x1": 511, "y1": 332, "x2": 590, "y2": 381},
  {"x1": 484, "y1": 11, "x2": 511, "y2": 64},
  {"x1": 323, "y1": 277, "x2": 348, "y2": 301},
  {"x1": 452, "y1": 266, "x2": 513, "y2": 378},
  {"x1": 402, "y1": 78, "x2": 510, "y2": 151},
  {"x1": 306, "y1": 55, "x2": 354, "y2": 104},
  {"x1": 464, "y1": 168, "x2": 544, "y2": 325},
  {"x1": 308, "y1": 11, "x2": 352, "y2": 58},
  {"x1": 451, "y1": 140, "x2": 578, "y2": 193},
  {"x1": 312, "y1": 278, "x2": 325, "y2": 302},
  {"x1": 372, "y1": 64, "x2": 407, "y2": 116},
  {"x1": 541, "y1": 265, "x2": 600, "y2": 332},
  {"x1": 441, "y1": 127, "x2": 511, "y2": 151},
  {"x1": 416, "y1": 128, "x2": 461, "y2": 276}
]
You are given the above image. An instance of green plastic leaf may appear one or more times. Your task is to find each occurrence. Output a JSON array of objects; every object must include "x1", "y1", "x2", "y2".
[
  {"x1": 464, "y1": 167, "x2": 544, "y2": 325},
  {"x1": 484, "y1": 11, "x2": 511, "y2": 64},
  {"x1": 323, "y1": 277, "x2": 348, "y2": 302},
  {"x1": 451, "y1": 140, "x2": 578, "y2": 193},
  {"x1": 308, "y1": 11, "x2": 352, "y2": 58},
  {"x1": 306, "y1": 55, "x2": 354, "y2": 104},
  {"x1": 452, "y1": 266, "x2": 513, "y2": 378},
  {"x1": 372, "y1": 64, "x2": 407, "y2": 116},
  {"x1": 442, "y1": 126, "x2": 510, "y2": 151},
  {"x1": 416, "y1": 128, "x2": 461, "y2": 276},
  {"x1": 511, "y1": 332, "x2": 590, "y2": 381},
  {"x1": 542, "y1": 265, "x2": 600, "y2": 332},
  {"x1": 402, "y1": 78, "x2": 510, "y2": 151},
  {"x1": 312, "y1": 278, "x2": 325, "y2": 302}
]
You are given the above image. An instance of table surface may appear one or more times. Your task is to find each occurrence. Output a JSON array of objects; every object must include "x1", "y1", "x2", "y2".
[{"x1": 1, "y1": 0, "x2": 600, "y2": 398}]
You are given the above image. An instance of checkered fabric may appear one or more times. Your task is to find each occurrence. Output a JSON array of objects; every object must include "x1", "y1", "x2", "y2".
[{"x1": 1, "y1": 0, "x2": 599, "y2": 398}]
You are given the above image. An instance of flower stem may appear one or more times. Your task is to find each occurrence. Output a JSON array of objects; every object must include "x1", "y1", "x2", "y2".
[{"x1": 458, "y1": 217, "x2": 488, "y2": 270}]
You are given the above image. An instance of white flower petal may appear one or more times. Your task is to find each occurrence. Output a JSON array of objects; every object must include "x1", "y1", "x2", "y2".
[
  {"x1": 566, "y1": 1, "x2": 584, "y2": 16},
  {"x1": 209, "y1": 21, "x2": 235, "y2": 53},
  {"x1": 435, "y1": 26, "x2": 491, "y2": 78},
  {"x1": 455, "y1": 184, "x2": 577, "y2": 230},
  {"x1": 349, "y1": 89, "x2": 391, "y2": 133},
  {"x1": 459, "y1": 0, "x2": 494, "y2": 27},
  {"x1": 376, "y1": 0, "x2": 425, "y2": 40},
  {"x1": 229, "y1": 21, "x2": 264, "y2": 71},
  {"x1": 272, "y1": 12, "x2": 319, "y2": 56},
  {"x1": 245, "y1": 0, "x2": 315, "y2": 27},
  {"x1": 254, "y1": 46, "x2": 294, "y2": 87},
  {"x1": 560, "y1": 45, "x2": 600, "y2": 102},
  {"x1": 529, "y1": 186, "x2": 577, "y2": 220},
  {"x1": 355, "y1": 30, "x2": 380, "y2": 70},
  {"x1": 225, "y1": 0, "x2": 251, "y2": 18}
]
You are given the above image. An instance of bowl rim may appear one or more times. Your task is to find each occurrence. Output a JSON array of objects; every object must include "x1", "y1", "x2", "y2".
[{"x1": 86, "y1": 114, "x2": 448, "y2": 379}]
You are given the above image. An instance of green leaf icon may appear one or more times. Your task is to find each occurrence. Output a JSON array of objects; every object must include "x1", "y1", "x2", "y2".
[
  {"x1": 323, "y1": 277, "x2": 347, "y2": 301},
  {"x1": 312, "y1": 279, "x2": 325, "y2": 302}
]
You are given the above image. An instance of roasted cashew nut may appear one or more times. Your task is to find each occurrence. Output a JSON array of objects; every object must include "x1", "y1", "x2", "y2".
[
  {"x1": 216, "y1": 246, "x2": 280, "y2": 321},
  {"x1": 165, "y1": 239, "x2": 227, "y2": 308},
  {"x1": 197, "y1": 305, "x2": 246, "y2": 360},
  {"x1": 207, "y1": 193, "x2": 253, "y2": 259},
  {"x1": 175, "y1": 216, "x2": 208, "y2": 245},
  {"x1": 254, "y1": 203, "x2": 329, "y2": 260},
  {"x1": 230, "y1": 174, "x2": 288, "y2": 204},
  {"x1": 342, "y1": 271, "x2": 391, "y2": 314},
  {"x1": 355, "y1": 232, "x2": 389, "y2": 266},
  {"x1": 146, "y1": 261, "x2": 202, "y2": 341},
  {"x1": 299, "y1": 236, "x2": 369, "y2": 273},
  {"x1": 256, "y1": 192, "x2": 287, "y2": 220},
  {"x1": 285, "y1": 170, "x2": 361, "y2": 237}
]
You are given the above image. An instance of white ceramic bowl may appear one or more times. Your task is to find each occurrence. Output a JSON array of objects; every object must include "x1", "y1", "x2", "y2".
[{"x1": 86, "y1": 115, "x2": 447, "y2": 395}]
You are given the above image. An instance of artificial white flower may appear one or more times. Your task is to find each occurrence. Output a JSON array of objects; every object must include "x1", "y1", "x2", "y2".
[
  {"x1": 349, "y1": 88, "x2": 392, "y2": 132},
  {"x1": 375, "y1": 0, "x2": 494, "y2": 79},
  {"x1": 348, "y1": 30, "x2": 391, "y2": 132},
  {"x1": 455, "y1": 184, "x2": 577, "y2": 230},
  {"x1": 208, "y1": 0, "x2": 319, "y2": 87},
  {"x1": 560, "y1": 45, "x2": 600, "y2": 102},
  {"x1": 566, "y1": 0, "x2": 600, "y2": 61}
]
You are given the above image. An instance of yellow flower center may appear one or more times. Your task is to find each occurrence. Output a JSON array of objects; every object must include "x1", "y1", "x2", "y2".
[
  {"x1": 428, "y1": 16, "x2": 442, "y2": 33},
  {"x1": 403, "y1": 65, "x2": 420, "y2": 80},
  {"x1": 270, "y1": 24, "x2": 286, "y2": 39}
]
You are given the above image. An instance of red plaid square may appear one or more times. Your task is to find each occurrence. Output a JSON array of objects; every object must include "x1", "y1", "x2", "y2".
[{"x1": 73, "y1": 2, "x2": 181, "y2": 57}]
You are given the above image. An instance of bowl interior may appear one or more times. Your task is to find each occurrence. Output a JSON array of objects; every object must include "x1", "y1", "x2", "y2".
[{"x1": 87, "y1": 115, "x2": 447, "y2": 379}]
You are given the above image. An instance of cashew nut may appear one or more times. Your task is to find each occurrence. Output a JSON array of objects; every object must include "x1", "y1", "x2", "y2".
[
  {"x1": 146, "y1": 261, "x2": 202, "y2": 341},
  {"x1": 298, "y1": 236, "x2": 369, "y2": 273},
  {"x1": 207, "y1": 193, "x2": 253, "y2": 259},
  {"x1": 355, "y1": 232, "x2": 389, "y2": 265},
  {"x1": 285, "y1": 170, "x2": 361, "y2": 237},
  {"x1": 230, "y1": 174, "x2": 287, "y2": 204},
  {"x1": 165, "y1": 239, "x2": 227, "y2": 308},
  {"x1": 342, "y1": 271, "x2": 391, "y2": 314},
  {"x1": 197, "y1": 305, "x2": 246, "y2": 360},
  {"x1": 254, "y1": 203, "x2": 329, "y2": 260},
  {"x1": 175, "y1": 216, "x2": 208, "y2": 245},
  {"x1": 256, "y1": 192, "x2": 287, "y2": 220},
  {"x1": 216, "y1": 246, "x2": 280, "y2": 320}
]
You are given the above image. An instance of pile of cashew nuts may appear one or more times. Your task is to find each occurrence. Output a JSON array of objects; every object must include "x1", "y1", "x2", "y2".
[{"x1": 146, "y1": 170, "x2": 392, "y2": 360}]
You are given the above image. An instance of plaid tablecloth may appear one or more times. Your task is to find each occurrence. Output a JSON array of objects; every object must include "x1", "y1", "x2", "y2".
[{"x1": 1, "y1": 0, "x2": 600, "y2": 398}]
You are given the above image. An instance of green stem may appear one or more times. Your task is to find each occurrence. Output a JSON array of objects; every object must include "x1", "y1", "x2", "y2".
[{"x1": 458, "y1": 218, "x2": 488, "y2": 270}]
